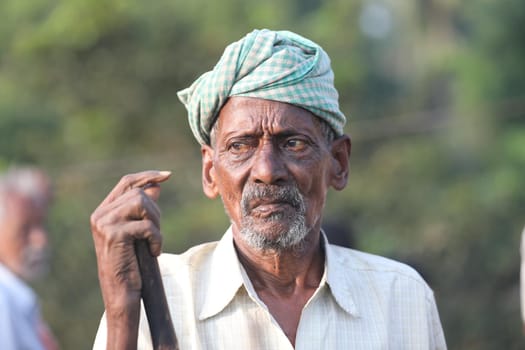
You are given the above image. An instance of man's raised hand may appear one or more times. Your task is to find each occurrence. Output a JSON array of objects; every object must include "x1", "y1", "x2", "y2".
[{"x1": 90, "y1": 170, "x2": 171, "y2": 349}]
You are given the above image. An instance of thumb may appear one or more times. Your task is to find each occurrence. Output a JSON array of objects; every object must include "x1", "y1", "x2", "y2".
[{"x1": 143, "y1": 183, "x2": 162, "y2": 202}]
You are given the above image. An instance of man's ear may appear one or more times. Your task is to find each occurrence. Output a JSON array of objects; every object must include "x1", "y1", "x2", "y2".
[
  {"x1": 329, "y1": 135, "x2": 351, "y2": 191},
  {"x1": 201, "y1": 144, "x2": 219, "y2": 199}
]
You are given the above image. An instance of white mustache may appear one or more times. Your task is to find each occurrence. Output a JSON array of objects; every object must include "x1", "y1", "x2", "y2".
[{"x1": 241, "y1": 184, "x2": 304, "y2": 215}]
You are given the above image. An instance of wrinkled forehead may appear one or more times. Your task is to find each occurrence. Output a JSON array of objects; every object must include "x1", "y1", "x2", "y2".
[{"x1": 212, "y1": 97, "x2": 323, "y2": 140}]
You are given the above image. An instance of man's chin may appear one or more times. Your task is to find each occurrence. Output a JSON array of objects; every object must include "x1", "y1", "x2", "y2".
[
  {"x1": 240, "y1": 220, "x2": 309, "y2": 252},
  {"x1": 243, "y1": 218, "x2": 291, "y2": 239}
]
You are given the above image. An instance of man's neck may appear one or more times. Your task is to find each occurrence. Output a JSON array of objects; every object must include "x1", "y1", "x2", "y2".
[
  {"x1": 233, "y1": 230, "x2": 325, "y2": 347},
  {"x1": 233, "y1": 231, "x2": 325, "y2": 296}
]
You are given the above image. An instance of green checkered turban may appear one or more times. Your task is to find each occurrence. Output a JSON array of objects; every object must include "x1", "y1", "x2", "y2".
[{"x1": 177, "y1": 29, "x2": 346, "y2": 145}]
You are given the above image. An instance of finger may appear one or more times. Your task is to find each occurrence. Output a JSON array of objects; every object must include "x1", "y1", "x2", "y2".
[
  {"x1": 143, "y1": 183, "x2": 161, "y2": 202},
  {"x1": 100, "y1": 170, "x2": 171, "y2": 207},
  {"x1": 96, "y1": 219, "x2": 162, "y2": 257},
  {"x1": 124, "y1": 220, "x2": 163, "y2": 256},
  {"x1": 96, "y1": 188, "x2": 162, "y2": 229},
  {"x1": 91, "y1": 194, "x2": 160, "y2": 249},
  {"x1": 125, "y1": 190, "x2": 162, "y2": 227}
]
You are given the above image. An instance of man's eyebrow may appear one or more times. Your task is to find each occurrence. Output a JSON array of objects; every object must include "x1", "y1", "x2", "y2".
[
  {"x1": 275, "y1": 127, "x2": 319, "y2": 138},
  {"x1": 222, "y1": 129, "x2": 260, "y2": 138}
]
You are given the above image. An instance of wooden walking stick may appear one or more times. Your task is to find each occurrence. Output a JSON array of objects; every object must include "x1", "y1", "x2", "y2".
[{"x1": 135, "y1": 240, "x2": 179, "y2": 350}]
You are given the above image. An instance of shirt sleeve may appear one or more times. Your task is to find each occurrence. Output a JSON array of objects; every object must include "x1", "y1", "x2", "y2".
[
  {"x1": 0, "y1": 294, "x2": 17, "y2": 349},
  {"x1": 0, "y1": 291, "x2": 45, "y2": 350},
  {"x1": 92, "y1": 312, "x2": 107, "y2": 350},
  {"x1": 92, "y1": 304, "x2": 154, "y2": 350},
  {"x1": 427, "y1": 291, "x2": 447, "y2": 350}
]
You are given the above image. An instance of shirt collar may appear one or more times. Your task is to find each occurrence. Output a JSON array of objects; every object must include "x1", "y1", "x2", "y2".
[
  {"x1": 198, "y1": 227, "x2": 244, "y2": 320},
  {"x1": 198, "y1": 227, "x2": 360, "y2": 320},
  {"x1": 321, "y1": 230, "x2": 360, "y2": 317}
]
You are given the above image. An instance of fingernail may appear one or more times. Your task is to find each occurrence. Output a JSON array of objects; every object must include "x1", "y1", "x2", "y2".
[{"x1": 159, "y1": 171, "x2": 172, "y2": 176}]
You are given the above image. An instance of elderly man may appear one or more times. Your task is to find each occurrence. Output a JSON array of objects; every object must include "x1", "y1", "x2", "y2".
[
  {"x1": 91, "y1": 29, "x2": 446, "y2": 349},
  {"x1": 0, "y1": 166, "x2": 58, "y2": 350}
]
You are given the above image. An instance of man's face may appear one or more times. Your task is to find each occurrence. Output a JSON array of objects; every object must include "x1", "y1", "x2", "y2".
[
  {"x1": 202, "y1": 97, "x2": 347, "y2": 252},
  {"x1": 0, "y1": 193, "x2": 50, "y2": 281}
]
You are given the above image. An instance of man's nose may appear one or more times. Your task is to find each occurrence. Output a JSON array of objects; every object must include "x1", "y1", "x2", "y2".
[{"x1": 250, "y1": 142, "x2": 288, "y2": 185}]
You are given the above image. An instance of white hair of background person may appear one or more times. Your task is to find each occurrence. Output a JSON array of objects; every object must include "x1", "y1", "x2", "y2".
[{"x1": 0, "y1": 166, "x2": 50, "y2": 219}]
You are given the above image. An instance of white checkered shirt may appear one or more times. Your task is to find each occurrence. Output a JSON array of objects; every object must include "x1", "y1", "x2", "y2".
[{"x1": 93, "y1": 227, "x2": 447, "y2": 349}]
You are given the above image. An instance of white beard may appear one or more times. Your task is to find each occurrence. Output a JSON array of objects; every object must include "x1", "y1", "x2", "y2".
[{"x1": 237, "y1": 183, "x2": 309, "y2": 253}]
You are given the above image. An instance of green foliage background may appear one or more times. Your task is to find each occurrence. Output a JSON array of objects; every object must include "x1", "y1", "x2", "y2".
[{"x1": 1, "y1": 0, "x2": 524, "y2": 348}]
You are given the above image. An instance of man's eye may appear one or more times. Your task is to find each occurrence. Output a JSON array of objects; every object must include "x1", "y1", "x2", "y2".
[
  {"x1": 229, "y1": 142, "x2": 250, "y2": 153},
  {"x1": 284, "y1": 139, "x2": 307, "y2": 151}
]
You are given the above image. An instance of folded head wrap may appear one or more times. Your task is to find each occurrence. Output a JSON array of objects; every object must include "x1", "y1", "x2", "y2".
[{"x1": 177, "y1": 29, "x2": 346, "y2": 145}]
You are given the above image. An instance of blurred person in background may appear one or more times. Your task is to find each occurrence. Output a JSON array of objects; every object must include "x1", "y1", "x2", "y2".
[{"x1": 0, "y1": 166, "x2": 59, "y2": 350}]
